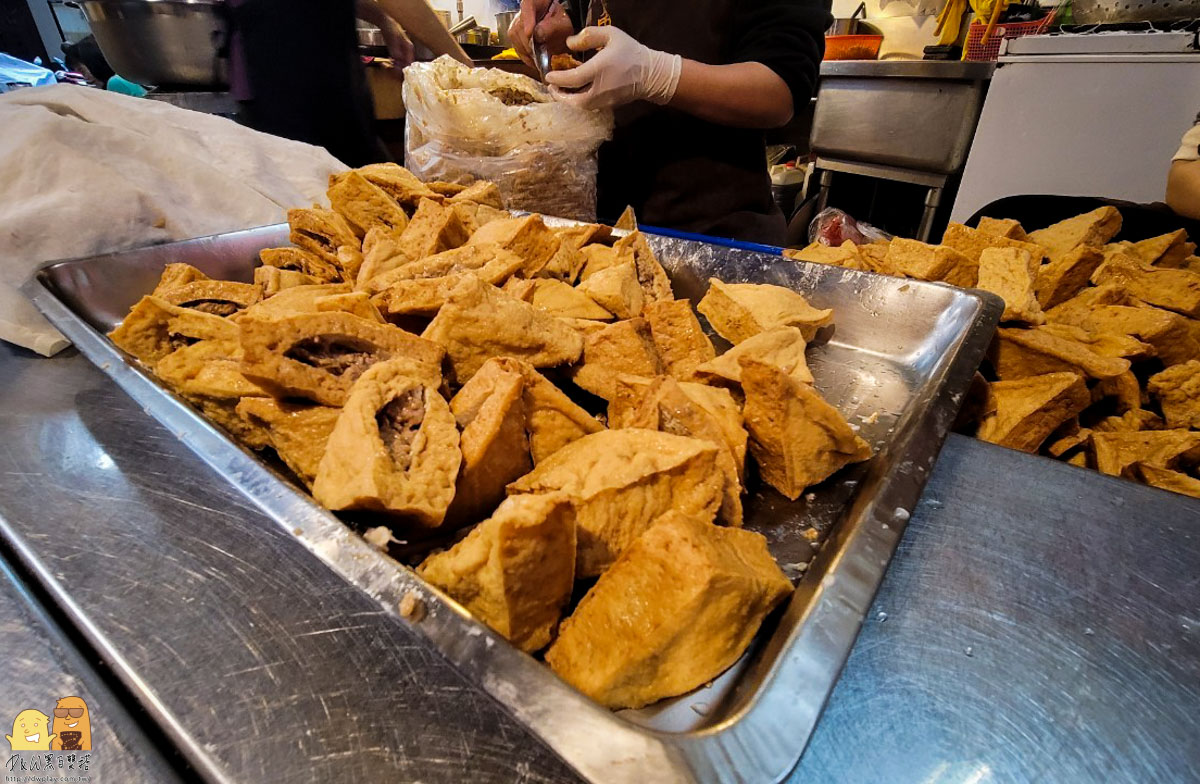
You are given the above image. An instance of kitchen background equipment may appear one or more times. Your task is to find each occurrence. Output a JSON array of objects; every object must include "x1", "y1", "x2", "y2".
[
  {"x1": 495, "y1": 10, "x2": 518, "y2": 46},
  {"x1": 824, "y1": 33, "x2": 885, "y2": 59},
  {"x1": 1072, "y1": 0, "x2": 1200, "y2": 21},
  {"x1": 75, "y1": 0, "x2": 228, "y2": 87},
  {"x1": 829, "y1": 2, "x2": 881, "y2": 34},
  {"x1": 28, "y1": 222, "x2": 1000, "y2": 783}
]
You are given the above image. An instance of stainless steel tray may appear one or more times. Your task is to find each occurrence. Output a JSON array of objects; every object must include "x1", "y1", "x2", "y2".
[{"x1": 26, "y1": 225, "x2": 1001, "y2": 783}]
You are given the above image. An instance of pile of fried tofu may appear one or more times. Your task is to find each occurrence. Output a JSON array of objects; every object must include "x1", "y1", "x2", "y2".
[
  {"x1": 109, "y1": 164, "x2": 875, "y2": 709},
  {"x1": 787, "y1": 208, "x2": 1200, "y2": 499}
]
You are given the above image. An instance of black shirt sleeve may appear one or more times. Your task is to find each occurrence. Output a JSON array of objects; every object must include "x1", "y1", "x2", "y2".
[{"x1": 727, "y1": 0, "x2": 831, "y2": 108}]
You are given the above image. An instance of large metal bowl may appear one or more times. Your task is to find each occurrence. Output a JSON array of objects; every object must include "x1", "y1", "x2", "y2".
[{"x1": 78, "y1": 0, "x2": 228, "y2": 87}]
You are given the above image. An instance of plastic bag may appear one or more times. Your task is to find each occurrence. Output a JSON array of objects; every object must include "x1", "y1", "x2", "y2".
[
  {"x1": 0, "y1": 53, "x2": 55, "y2": 94},
  {"x1": 808, "y1": 207, "x2": 892, "y2": 246},
  {"x1": 403, "y1": 56, "x2": 613, "y2": 221}
]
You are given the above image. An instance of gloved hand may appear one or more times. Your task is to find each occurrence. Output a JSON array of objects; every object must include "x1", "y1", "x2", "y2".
[{"x1": 544, "y1": 26, "x2": 682, "y2": 110}]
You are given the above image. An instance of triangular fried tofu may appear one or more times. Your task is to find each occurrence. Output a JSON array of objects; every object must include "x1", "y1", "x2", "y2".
[
  {"x1": 1131, "y1": 230, "x2": 1194, "y2": 268},
  {"x1": 534, "y1": 237, "x2": 587, "y2": 282},
  {"x1": 156, "y1": 280, "x2": 262, "y2": 317},
  {"x1": 313, "y1": 360, "x2": 461, "y2": 526},
  {"x1": 288, "y1": 207, "x2": 360, "y2": 267},
  {"x1": 785, "y1": 241, "x2": 867, "y2": 270},
  {"x1": 1135, "y1": 464, "x2": 1200, "y2": 499},
  {"x1": 642, "y1": 299, "x2": 716, "y2": 382},
  {"x1": 568, "y1": 317, "x2": 664, "y2": 400},
  {"x1": 327, "y1": 170, "x2": 409, "y2": 238},
  {"x1": 419, "y1": 493, "x2": 576, "y2": 652},
  {"x1": 236, "y1": 283, "x2": 352, "y2": 320},
  {"x1": 990, "y1": 326, "x2": 1130, "y2": 381},
  {"x1": 349, "y1": 163, "x2": 439, "y2": 207},
  {"x1": 254, "y1": 265, "x2": 324, "y2": 296},
  {"x1": 508, "y1": 429, "x2": 724, "y2": 576},
  {"x1": 235, "y1": 398, "x2": 342, "y2": 487},
  {"x1": 109, "y1": 295, "x2": 238, "y2": 365},
  {"x1": 447, "y1": 180, "x2": 504, "y2": 209},
  {"x1": 575, "y1": 262, "x2": 643, "y2": 319},
  {"x1": 151, "y1": 262, "x2": 209, "y2": 296},
  {"x1": 353, "y1": 226, "x2": 416, "y2": 288},
  {"x1": 240, "y1": 311, "x2": 444, "y2": 406},
  {"x1": 1093, "y1": 409, "x2": 1164, "y2": 433},
  {"x1": 1025, "y1": 206, "x2": 1121, "y2": 261},
  {"x1": 259, "y1": 247, "x2": 342, "y2": 282},
  {"x1": 1147, "y1": 360, "x2": 1200, "y2": 429},
  {"x1": 398, "y1": 198, "x2": 470, "y2": 260},
  {"x1": 1038, "y1": 323, "x2": 1152, "y2": 360},
  {"x1": 885, "y1": 238, "x2": 976, "y2": 285},
  {"x1": 365, "y1": 244, "x2": 524, "y2": 295},
  {"x1": 941, "y1": 223, "x2": 1047, "y2": 268},
  {"x1": 1092, "y1": 430, "x2": 1200, "y2": 477},
  {"x1": 978, "y1": 247, "x2": 1044, "y2": 324},
  {"x1": 613, "y1": 230, "x2": 672, "y2": 302},
  {"x1": 614, "y1": 205, "x2": 638, "y2": 231},
  {"x1": 1081, "y1": 305, "x2": 1200, "y2": 366},
  {"x1": 444, "y1": 364, "x2": 533, "y2": 527},
  {"x1": 544, "y1": 511, "x2": 790, "y2": 709},
  {"x1": 155, "y1": 339, "x2": 272, "y2": 448},
  {"x1": 1093, "y1": 256, "x2": 1200, "y2": 318},
  {"x1": 421, "y1": 275, "x2": 583, "y2": 384},
  {"x1": 1093, "y1": 369, "x2": 1144, "y2": 414},
  {"x1": 466, "y1": 214, "x2": 561, "y2": 277},
  {"x1": 578, "y1": 244, "x2": 621, "y2": 282},
  {"x1": 1034, "y1": 245, "x2": 1104, "y2": 309},
  {"x1": 740, "y1": 358, "x2": 871, "y2": 498},
  {"x1": 976, "y1": 372, "x2": 1089, "y2": 453},
  {"x1": 554, "y1": 223, "x2": 610, "y2": 251},
  {"x1": 977, "y1": 216, "x2": 1027, "y2": 241},
  {"x1": 312, "y1": 291, "x2": 385, "y2": 323},
  {"x1": 517, "y1": 278, "x2": 612, "y2": 320},
  {"x1": 696, "y1": 325, "x2": 812, "y2": 386},
  {"x1": 1044, "y1": 283, "x2": 1133, "y2": 327},
  {"x1": 698, "y1": 278, "x2": 833, "y2": 344}
]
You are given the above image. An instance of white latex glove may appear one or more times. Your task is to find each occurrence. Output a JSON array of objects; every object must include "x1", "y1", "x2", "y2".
[{"x1": 544, "y1": 26, "x2": 682, "y2": 110}]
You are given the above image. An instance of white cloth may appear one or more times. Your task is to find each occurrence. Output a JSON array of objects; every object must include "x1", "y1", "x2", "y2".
[{"x1": 0, "y1": 84, "x2": 346, "y2": 356}]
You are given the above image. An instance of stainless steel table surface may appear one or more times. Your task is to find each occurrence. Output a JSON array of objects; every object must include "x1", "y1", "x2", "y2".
[{"x1": 1, "y1": 340, "x2": 1198, "y2": 783}]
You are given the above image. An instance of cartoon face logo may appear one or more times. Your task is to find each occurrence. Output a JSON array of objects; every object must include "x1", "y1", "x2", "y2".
[
  {"x1": 6, "y1": 709, "x2": 56, "y2": 751},
  {"x1": 51, "y1": 696, "x2": 91, "y2": 751}
]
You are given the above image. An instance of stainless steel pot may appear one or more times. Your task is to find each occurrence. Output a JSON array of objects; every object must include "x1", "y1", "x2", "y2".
[
  {"x1": 495, "y1": 10, "x2": 518, "y2": 47},
  {"x1": 77, "y1": 0, "x2": 228, "y2": 87}
]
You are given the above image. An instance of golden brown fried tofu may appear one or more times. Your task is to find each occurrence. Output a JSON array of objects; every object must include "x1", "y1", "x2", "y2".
[
  {"x1": 614, "y1": 230, "x2": 673, "y2": 302},
  {"x1": 354, "y1": 226, "x2": 415, "y2": 287},
  {"x1": 312, "y1": 291, "x2": 385, "y2": 323},
  {"x1": 575, "y1": 262, "x2": 644, "y2": 319},
  {"x1": 990, "y1": 326, "x2": 1131, "y2": 381},
  {"x1": 1044, "y1": 283, "x2": 1133, "y2": 327},
  {"x1": 235, "y1": 398, "x2": 342, "y2": 487},
  {"x1": 398, "y1": 198, "x2": 470, "y2": 260},
  {"x1": 1093, "y1": 409, "x2": 1164, "y2": 433},
  {"x1": 421, "y1": 275, "x2": 583, "y2": 384},
  {"x1": 941, "y1": 223, "x2": 1047, "y2": 269},
  {"x1": 1046, "y1": 424, "x2": 1092, "y2": 459},
  {"x1": 508, "y1": 429, "x2": 724, "y2": 576},
  {"x1": 785, "y1": 241, "x2": 866, "y2": 269},
  {"x1": 1038, "y1": 323, "x2": 1153, "y2": 361},
  {"x1": 236, "y1": 283, "x2": 353, "y2": 320},
  {"x1": 977, "y1": 247, "x2": 1044, "y2": 324},
  {"x1": 1025, "y1": 207, "x2": 1121, "y2": 261},
  {"x1": 254, "y1": 266, "x2": 324, "y2": 296},
  {"x1": 327, "y1": 170, "x2": 409, "y2": 238},
  {"x1": 642, "y1": 299, "x2": 716, "y2": 382},
  {"x1": 259, "y1": 247, "x2": 341, "y2": 282},
  {"x1": 535, "y1": 238, "x2": 587, "y2": 282},
  {"x1": 156, "y1": 280, "x2": 262, "y2": 317},
  {"x1": 1092, "y1": 430, "x2": 1200, "y2": 477},
  {"x1": 740, "y1": 359, "x2": 871, "y2": 499},
  {"x1": 447, "y1": 180, "x2": 505, "y2": 209},
  {"x1": 553, "y1": 223, "x2": 609, "y2": 251},
  {"x1": 240, "y1": 311, "x2": 444, "y2": 406},
  {"x1": 288, "y1": 207, "x2": 360, "y2": 267},
  {"x1": 1081, "y1": 305, "x2": 1200, "y2": 366},
  {"x1": 578, "y1": 244, "x2": 621, "y2": 281},
  {"x1": 109, "y1": 295, "x2": 238, "y2": 365},
  {"x1": 1147, "y1": 361, "x2": 1200, "y2": 429},
  {"x1": 545, "y1": 511, "x2": 791, "y2": 709},
  {"x1": 444, "y1": 364, "x2": 532, "y2": 527},
  {"x1": 698, "y1": 278, "x2": 833, "y2": 344},
  {"x1": 467, "y1": 214, "x2": 560, "y2": 277},
  {"x1": 976, "y1": 372, "x2": 1089, "y2": 453},
  {"x1": 977, "y1": 216, "x2": 1027, "y2": 241},
  {"x1": 1092, "y1": 256, "x2": 1200, "y2": 318},
  {"x1": 419, "y1": 494, "x2": 576, "y2": 653},
  {"x1": 350, "y1": 162, "x2": 439, "y2": 207},
  {"x1": 1094, "y1": 370, "x2": 1145, "y2": 414},
  {"x1": 151, "y1": 262, "x2": 209, "y2": 296},
  {"x1": 884, "y1": 238, "x2": 976, "y2": 286},
  {"x1": 312, "y1": 360, "x2": 461, "y2": 526},
  {"x1": 1135, "y1": 464, "x2": 1200, "y2": 499},
  {"x1": 365, "y1": 243, "x2": 524, "y2": 295},
  {"x1": 155, "y1": 340, "x2": 272, "y2": 448},
  {"x1": 485, "y1": 358, "x2": 604, "y2": 464},
  {"x1": 567, "y1": 318, "x2": 664, "y2": 400},
  {"x1": 695, "y1": 326, "x2": 812, "y2": 386},
  {"x1": 517, "y1": 278, "x2": 612, "y2": 320},
  {"x1": 1131, "y1": 230, "x2": 1195, "y2": 268},
  {"x1": 1034, "y1": 245, "x2": 1105, "y2": 309}
]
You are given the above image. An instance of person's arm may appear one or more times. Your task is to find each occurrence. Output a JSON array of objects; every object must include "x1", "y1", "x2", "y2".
[
  {"x1": 355, "y1": 0, "x2": 414, "y2": 67},
  {"x1": 1167, "y1": 160, "x2": 1200, "y2": 221},
  {"x1": 373, "y1": 0, "x2": 472, "y2": 64},
  {"x1": 671, "y1": 61, "x2": 792, "y2": 129}
]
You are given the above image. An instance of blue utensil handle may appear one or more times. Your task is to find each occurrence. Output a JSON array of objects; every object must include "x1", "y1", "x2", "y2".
[{"x1": 638, "y1": 224, "x2": 783, "y2": 256}]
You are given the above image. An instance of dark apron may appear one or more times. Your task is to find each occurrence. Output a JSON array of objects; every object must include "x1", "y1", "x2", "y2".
[
  {"x1": 229, "y1": 0, "x2": 389, "y2": 167},
  {"x1": 586, "y1": 0, "x2": 786, "y2": 245}
]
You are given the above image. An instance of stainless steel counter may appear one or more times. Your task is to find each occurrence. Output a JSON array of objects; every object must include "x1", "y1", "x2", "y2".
[
  {"x1": 1, "y1": 341, "x2": 1199, "y2": 782},
  {"x1": 819, "y1": 60, "x2": 996, "y2": 80}
]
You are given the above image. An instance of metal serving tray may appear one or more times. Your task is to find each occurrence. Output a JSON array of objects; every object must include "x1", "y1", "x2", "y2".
[{"x1": 27, "y1": 225, "x2": 1001, "y2": 783}]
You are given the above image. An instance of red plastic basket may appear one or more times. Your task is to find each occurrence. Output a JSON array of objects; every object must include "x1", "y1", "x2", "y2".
[{"x1": 964, "y1": 11, "x2": 1055, "y2": 61}]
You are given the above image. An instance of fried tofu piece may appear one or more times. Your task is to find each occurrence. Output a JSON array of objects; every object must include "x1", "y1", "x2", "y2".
[
  {"x1": 856, "y1": 242, "x2": 900, "y2": 275},
  {"x1": 978, "y1": 247, "x2": 1044, "y2": 324},
  {"x1": 613, "y1": 230, "x2": 673, "y2": 303},
  {"x1": 1081, "y1": 305, "x2": 1200, "y2": 366},
  {"x1": 1034, "y1": 245, "x2": 1105, "y2": 309},
  {"x1": 535, "y1": 238, "x2": 587, "y2": 282},
  {"x1": 615, "y1": 375, "x2": 746, "y2": 525},
  {"x1": 575, "y1": 262, "x2": 644, "y2": 319},
  {"x1": 312, "y1": 360, "x2": 461, "y2": 526},
  {"x1": 350, "y1": 162, "x2": 439, "y2": 207},
  {"x1": 488, "y1": 358, "x2": 603, "y2": 464},
  {"x1": 976, "y1": 372, "x2": 1089, "y2": 453},
  {"x1": 236, "y1": 283, "x2": 352, "y2": 320},
  {"x1": 109, "y1": 295, "x2": 238, "y2": 365},
  {"x1": 695, "y1": 326, "x2": 812, "y2": 386},
  {"x1": 467, "y1": 214, "x2": 561, "y2": 277},
  {"x1": 155, "y1": 339, "x2": 272, "y2": 448},
  {"x1": 977, "y1": 216, "x2": 1028, "y2": 241},
  {"x1": 941, "y1": 223, "x2": 1047, "y2": 270},
  {"x1": 1044, "y1": 283, "x2": 1133, "y2": 327},
  {"x1": 239, "y1": 311, "x2": 444, "y2": 406},
  {"x1": 288, "y1": 207, "x2": 360, "y2": 268},
  {"x1": 1092, "y1": 430, "x2": 1200, "y2": 477},
  {"x1": 365, "y1": 244, "x2": 524, "y2": 295},
  {"x1": 313, "y1": 291, "x2": 385, "y2": 323},
  {"x1": 1093, "y1": 256, "x2": 1200, "y2": 318},
  {"x1": 508, "y1": 429, "x2": 724, "y2": 576},
  {"x1": 1147, "y1": 361, "x2": 1200, "y2": 429},
  {"x1": 514, "y1": 278, "x2": 612, "y2": 320},
  {"x1": 1131, "y1": 230, "x2": 1195, "y2": 268},
  {"x1": 578, "y1": 244, "x2": 621, "y2": 281},
  {"x1": 419, "y1": 494, "x2": 576, "y2": 653},
  {"x1": 235, "y1": 398, "x2": 341, "y2": 487},
  {"x1": 1093, "y1": 409, "x2": 1164, "y2": 433},
  {"x1": 421, "y1": 275, "x2": 583, "y2": 384},
  {"x1": 642, "y1": 299, "x2": 716, "y2": 382},
  {"x1": 397, "y1": 198, "x2": 470, "y2": 260},
  {"x1": 1026, "y1": 206, "x2": 1122, "y2": 262},
  {"x1": 697, "y1": 278, "x2": 833, "y2": 344},
  {"x1": 1135, "y1": 464, "x2": 1200, "y2": 499},
  {"x1": 740, "y1": 359, "x2": 871, "y2": 498},
  {"x1": 327, "y1": 170, "x2": 409, "y2": 238},
  {"x1": 545, "y1": 511, "x2": 791, "y2": 709},
  {"x1": 1094, "y1": 370, "x2": 1145, "y2": 414},
  {"x1": 156, "y1": 280, "x2": 262, "y2": 317},
  {"x1": 785, "y1": 241, "x2": 866, "y2": 270},
  {"x1": 354, "y1": 226, "x2": 416, "y2": 287},
  {"x1": 990, "y1": 326, "x2": 1130, "y2": 381},
  {"x1": 254, "y1": 266, "x2": 324, "y2": 296},
  {"x1": 1046, "y1": 421, "x2": 1092, "y2": 458},
  {"x1": 568, "y1": 318, "x2": 664, "y2": 400},
  {"x1": 444, "y1": 363, "x2": 533, "y2": 526},
  {"x1": 259, "y1": 247, "x2": 341, "y2": 282},
  {"x1": 1038, "y1": 323, "x2": 1153, "y2": 361},
  {"x1": 451, "y1": 201, "x2": 506, "y2": 237},
  {"x1": 151, "y1": 262, "x2": 209, "y2": 296},
  {"x1": 885, "y1": 238, "x2": 976, "y2": 286},
  {"x1": 554, "y1": 223, "x2": 610, "y2": 251},
  {"x1": 447, "y1": 180, "x2": 505, "y2": 210}
]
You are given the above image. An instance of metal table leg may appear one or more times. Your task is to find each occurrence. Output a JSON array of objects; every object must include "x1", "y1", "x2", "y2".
[
  {"x1": 917, "y1": 186, "x2": 944, "y2": 242},
  {"x1": 817, "y1": 169, "x2": 833, "y2": 213}
]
